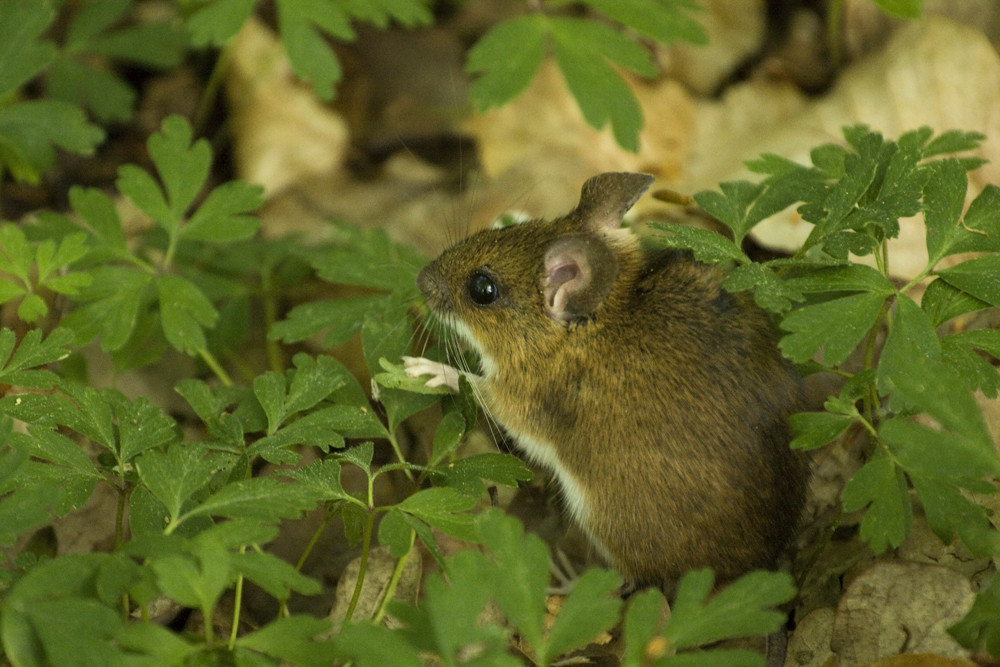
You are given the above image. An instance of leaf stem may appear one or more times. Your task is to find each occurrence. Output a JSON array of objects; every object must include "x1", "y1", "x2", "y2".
[
  {"x1": 198, "y1": 347, "x2": 233, "y2": 386},
  {"x1": 374, "y1": 530, "x2": 415, "y2": 623},
  {"x1": 228, "y1": 546, "x2": 247, "y2": 650},
  {"x1": 344, "y1": 509, "x2": 375, "y2": 623},
  {"x1": 195, "y1": 44, "x2": 232, "y2": 135}
]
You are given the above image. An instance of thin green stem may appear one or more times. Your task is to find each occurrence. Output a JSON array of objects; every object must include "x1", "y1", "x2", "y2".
[
  {"x1": 374, "y1": 530, "x2": 415, "y2": 623},
  {"x1": 203, "y1": 602, "x2": 215, "y2": 646},
  {"x1": 194, "y1": 45, "x2": 232, "y2": 135},
  {"x1": 228, "y1": 546, "x2": 247, "y2": 650},
  {"x1": 386, "y1": 432, "x2": 416, "y2": 483},
  {"x1": 115, "y1": 485, "x2": 131, "y2": 619},
  {"x1": 344, "y1": 510, "x2": 375, "y2": 623},
  {"x1": 198, "y1": 347, "x2": 233, "y2": 386},
  {"x1": 278, "y1": 511, "x2": 334, "y2": 618}
]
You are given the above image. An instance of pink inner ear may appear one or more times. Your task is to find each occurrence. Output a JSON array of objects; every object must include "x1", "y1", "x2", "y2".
[{"x1": 544, "y1": 250, "x2": 586, "y2": 321}]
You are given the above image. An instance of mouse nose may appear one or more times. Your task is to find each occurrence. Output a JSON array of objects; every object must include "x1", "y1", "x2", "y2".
[{"x1": 417, "y1": 264, "x2": 450, "y2": 309}]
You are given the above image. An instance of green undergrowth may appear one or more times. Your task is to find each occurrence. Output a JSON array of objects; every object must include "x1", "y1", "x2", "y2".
[{"x1": 2, "y1": 1, "x2": 995, "y2": 666}]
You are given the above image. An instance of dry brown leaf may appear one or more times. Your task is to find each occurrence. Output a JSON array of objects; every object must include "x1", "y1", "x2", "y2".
[
  {"x1": 225, "y1": 17, "x2": 350, "y2": 197},
  {"x1": 829, "y1": 560, "x2": 975, "y2": 665}
]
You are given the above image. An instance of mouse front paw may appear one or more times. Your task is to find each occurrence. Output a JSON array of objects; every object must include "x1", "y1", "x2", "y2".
[{"x1": 402, "y1": 356, "x2": 462, "y2": 393}]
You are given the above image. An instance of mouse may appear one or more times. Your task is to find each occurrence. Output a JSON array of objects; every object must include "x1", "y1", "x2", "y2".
[{"x1": 404, "y1": 172, "x2": 808, "y2": 591}]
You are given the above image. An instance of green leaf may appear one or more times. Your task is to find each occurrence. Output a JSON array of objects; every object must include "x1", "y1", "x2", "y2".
[
  {"x1": 232, "y1": 552, "x2": 322, "y2": 599},
  {"x1": 0, "y1": 554, "x2": 125, "y2": 667},
  {"x1": 873, "y1": 0, "x2": 924, "y2": 18},
  {"x1": 0, "y1": 327, "x2": 73, "y2": 389},
  {"x1": 46, "y1": 57, "x2": 136, "y2": 124},
  {"x1": 923, "y1": 159, "x2": 971, "y2": 265},
  {"x1": 62, "y1": 266, "x2": 152, "y2": 351},
  {"x1": 923, "y1": 129, "x2": 984, "y2": 157},
  {"x1": 947, "y1": 329, "x2": 1000, "y2": 361},
  {"x1": 116, "y1": 623, "x2": 198, "y2": 665},
  {"x1": 6, "y1": 599, "x2": 121, "y2": 666},
  {"x1": 180, "y1": 477, "x2": 317, "y2": 525},
  {"x1": 270, "y1": 295, "x2": 389, "y2": 346},
  {"x1": 378, "y1": 508, "x2": 415, "y2": 558},
  {"x1": 276, "y1": 0, "x2": 352, "y2": 101},
  {"x1": 136, "y1": 443, "x2": 225, "y2": 525},
  {"x1": 346, "y1": 0, "x2": 433, "y2": 26},
  {"x1": 937, "y1": 255, "x2": 1000, "y2": 308},
  {"x1": 430, "y1": 409, "x2": 466, "y2": 464},
  {"x1": 306, "y1": 222, "x2": 425, "y2": 294},
  {"x1": 647, "y1": 223, "x2": 748, "y2": 264},
  {"x1": 334, "y1": 621, "x2": 425, "y2": 667},
  {"x1": 477, "y1": 511, "x2": 549, "y2": 652},
  {"x1": 87, "y1": 19, "x2": 187, "y2": 69},
  {"x1": 878, "y1": 296, "x2": 992, "y2": 445},
  {"x1": 941, "y1": 336, "x2": 1000, "y2": 398},
  {"x1": 583, "y1": 0, "x2": 706, "y2": 45},
  {"x1": 113, "y1": 394, "x2": 178, "y2": 463},
  {"x1": 723, "y1": 263, "x2": 802, "y2": 313},
  {"x1": 801, "y1": 127, "x2": 883, "y2": 247},
  {"x1": 150, "y1": 534, "x2": 231, "y2": 613},
  {"x1": 781, "y1": 263, "x2": 896, "y2": 295},
  {"x1": 10, "y1": 424, "x2": 95, "y2": 475},
  {"x1": 186, "y1": 0, "x2": 258, "y2": 46},
  {"x1": 149, "y1": 115, "x2": 211, "y2": 222},
  {"x1": 0, "y1": 477, "x2": 58, "y2": 546},
  {"x1": 286, "y1": 353, "x2": 349, "y2": 415},
  {"x1": 467, "y1": 15, "x2": 547, "y2": 111},
  {"x1": 0, "y1": 0, "x2": 56, "y2": 96},
  {"x1": 542, "y1": 568, "x2": 622, "y2": 663},
  {"x1": 841, "y1": 456, "x2": 911, "y2": 553},
  {"x1": 789, "y1": 411, "x2": 854, "y2": 450},
  {"x1": 665, "y1": 569, "x2": 795, "y2": 651},
  {"x1": 388, "y1": 548, "x2": 513, "y2": 665},
  {"x1": 951, "y1": 184, "x2": 1000, "y2": 253},
  {"x1": 950, "y1": 574, "x2": 1000, "y2": 656},
  {"x1": 237, "y1": 616, "x2": 338, "y2": 665},
  {"x1": 286, "y1": 459, "x2": 354, "y2": 502},
  {"x1": 157, "y1": 274, "x2": 219, "y2": 354},
  {"x1": 622, "y1": 588, "x2": 670, "y2": 666},
  {"x1": 396, "y1": 487, "x2": 478, "y2": 542},
  {"x1": 921, "y1": 278, "x2": 991, "y2": 327},
  {"x1": 882, "y1": 417, "x2": 1000, "y2": 484},
  {"x1": 181, "y1": 180, "x2": 263, "y2": 242},
  {"x1": 909, "y1": 472, "x2": 1000, "y2": 558},
  {"x1": 694, "y1": 181, "x2": 765, "y2": 244},
  {"x1": 0, "y1": 100, "x2": 104, "y2": 183},
  {"x1": 436, "y1": 453, "x2": 533, "y2": 497},
  {"x1": 116, "y1": 164, "x2": 173, "y2": 229},
  {"x1": 779, "y1": 292, "x2": 887, "y2": 365},
  {"x1": 549, "y1": 17, "x2": 654, "y2": 151}
]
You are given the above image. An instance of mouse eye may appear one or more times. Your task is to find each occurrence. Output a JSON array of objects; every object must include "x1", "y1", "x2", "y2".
[{"x1": 467, "y1": 270, "x2": 499, "y2": 306}]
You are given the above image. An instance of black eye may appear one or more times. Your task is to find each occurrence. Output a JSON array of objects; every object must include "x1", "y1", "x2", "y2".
[{"x1": 467, "y1": 270, "x2": 499, "y2": 306}]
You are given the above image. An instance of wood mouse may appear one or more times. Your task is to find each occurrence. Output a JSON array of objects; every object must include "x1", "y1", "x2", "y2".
[{"x1": 405, "y1": 172, "x2": 808, "y2": 591}]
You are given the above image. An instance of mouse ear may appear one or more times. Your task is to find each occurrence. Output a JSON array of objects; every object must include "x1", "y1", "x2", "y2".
[
  {"x1": 574, "y1": 172, "x2": 655, "y2": 232},
  {"x1": 544, "y1": 234, "x2": 618, "y2": 322}
]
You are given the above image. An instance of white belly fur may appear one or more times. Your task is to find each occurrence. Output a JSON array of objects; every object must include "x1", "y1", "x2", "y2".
[{"x1": 505, "y1": 427, "x2": 614, "y2": 565}]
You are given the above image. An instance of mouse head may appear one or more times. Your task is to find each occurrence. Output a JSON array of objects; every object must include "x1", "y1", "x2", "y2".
[{"x1": 417, "y1": 172, "x2": 653, "y2": 372}]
